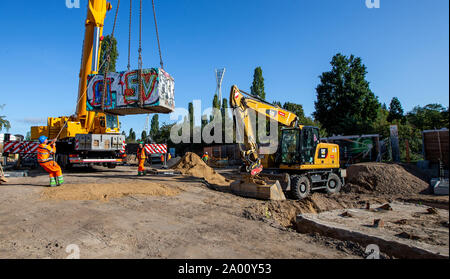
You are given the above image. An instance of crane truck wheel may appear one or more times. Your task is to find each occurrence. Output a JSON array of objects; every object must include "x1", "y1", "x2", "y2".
[
  {"x1": 291, "y1": 175, "x2": 311, "y2": 200},
  {"x1": 326, "y1": 173, "x2": 342, "y2": 194}
]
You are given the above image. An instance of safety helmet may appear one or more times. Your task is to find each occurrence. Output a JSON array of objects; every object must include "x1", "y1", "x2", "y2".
[
  {"x1": 38, "y1": 135, "x2": 48, "y2": 144},
  {"x1": 205, "y1": 152, "x2": 208, "y2": 154}
]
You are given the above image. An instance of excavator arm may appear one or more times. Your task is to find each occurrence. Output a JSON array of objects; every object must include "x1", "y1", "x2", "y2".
[{"x1": 229, "y1": 85, "x2": 298, "y2": 176}]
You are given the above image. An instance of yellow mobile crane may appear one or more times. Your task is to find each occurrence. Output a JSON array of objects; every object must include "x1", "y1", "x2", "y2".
[
  {"x1": 31, "y1": 0, "x2": 125, "y2": 169},
  {"x1": 230, "y1": 85, "x2": 346, "y2": 200}
]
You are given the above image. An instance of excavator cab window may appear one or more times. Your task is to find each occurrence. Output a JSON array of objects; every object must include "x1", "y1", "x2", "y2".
[
  {"x1": 300, "y1": 127, "x2": 320, "y2": 164},
  {"x1": 280, "y1": 129, "x2": 299, "y2": 164},
  {"x1": 106, "y1": 114, "x2": 119, "y2": 130}
]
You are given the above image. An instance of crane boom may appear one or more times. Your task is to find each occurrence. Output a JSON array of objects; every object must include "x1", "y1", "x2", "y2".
[{"x1": 76, "y1": 0, "x2": 112, "y2": 130}]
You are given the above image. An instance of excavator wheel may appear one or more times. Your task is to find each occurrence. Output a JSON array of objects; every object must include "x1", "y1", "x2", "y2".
[
  {"x1": 326, "y1": 173, "x2": 342, "y2": 194},
  {"x1": 291, "y1": 175, "x2": 311, "y2": 200}
]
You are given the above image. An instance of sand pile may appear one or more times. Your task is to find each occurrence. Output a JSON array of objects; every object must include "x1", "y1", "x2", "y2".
[
  {"x1": 243, "y1": 193, "x2": 348, "y2": 227},
  {"x1": 41, "y1": 182, "x2": 180, "y2": 202},
  {"x1": 346, "y1": 163, "x2": 429, "y2": 195},
  {"x1": 171, "y1": 152, "x2": 231, "y2": 186},
  {"x1": 167, "y1": 156, "x2": 181, "y2": 168},
  {"x1": 243, "y1": 192, "x2": 391, "y2": 228}
]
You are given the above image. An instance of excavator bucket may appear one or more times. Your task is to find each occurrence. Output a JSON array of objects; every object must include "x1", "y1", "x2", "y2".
[{"x1": 230, "y1": 175, "x2": 286, "y2": 201}]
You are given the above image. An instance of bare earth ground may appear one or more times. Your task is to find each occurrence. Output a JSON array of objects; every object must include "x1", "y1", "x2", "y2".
[{"x1": 0, "y1": 165, "x2": 370, "y2": 259}]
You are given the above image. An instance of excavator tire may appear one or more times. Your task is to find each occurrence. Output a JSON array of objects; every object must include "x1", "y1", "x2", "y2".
[
  {"x1": 326, "y1": 173, "x2": 342, "y2": 194},
  {"x1": 291, "y1": 175, "x2": 311, "y2": 200}
]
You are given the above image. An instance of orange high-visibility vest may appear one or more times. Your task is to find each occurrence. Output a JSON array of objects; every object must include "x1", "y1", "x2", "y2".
[
  {"x1": 37, "y1": 144, "x2": 55, "y2": 163},
  {"x1": 137, "y1": 147, "x2": 146, "y2": 160}
]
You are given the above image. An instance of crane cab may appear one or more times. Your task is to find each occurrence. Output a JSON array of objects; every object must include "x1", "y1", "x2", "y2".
[{"x1": 95, "y1": 114, "x2": 120, "y2": 134}]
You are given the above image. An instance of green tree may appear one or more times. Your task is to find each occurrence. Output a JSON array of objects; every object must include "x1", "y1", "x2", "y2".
[
  {"x1": 250, "y1": 67, "x2": 266, "y2": 100},
  {"x1": 211, "y1": 94, "x2": 221, "y2": 122},
  {"x1": 141, "y1": 130, "x2": 148, "y2": 142},
  {"x1": 221, "y1": 98, "x2": 232, "y2": 143},
  {"x1": 188, "y1": 102, "x2": 194, "y2": 139},
  {"x1": 99, "y1": 35, "x2": 119, "y2": 74},
  {"x1": 314, "y1": 53, "x2": 380, "y2": 135},
  {"x1": 150, "y1": 114, "x2": 159, "y2": 140},
  {"x1": 387, "y1": 97, "x2": 404, "y2": 123},
  {"x1": 406, "y1": 104, "x2": 449, "y2": 131},
  {"x1": 153, "y1": 123, "x2": 174, "y2": 144},
  {"x1": 126, "y1": 128, "x2": 136, "y2": 143},
  {"x1": 0, "y1": 116, "x2": 10, "y2": 132},
  {"x1": 0, "y1": 105, "x2": 10, "y2": 131},
  {"x1": 272, "y1": 101, "x2": 282, "y2": 108},
  {"x1": 212, "y1": 94, "x2": 220, "y2": 110},
  {"x1": 282, "y1": 102, "x2": 322, "y2": 133}
]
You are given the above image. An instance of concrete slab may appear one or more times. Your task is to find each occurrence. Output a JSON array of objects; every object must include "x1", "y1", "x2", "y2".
[
  {"x1": 296, "y1": 202, "x2": 448, "y2": 259},
  {"x1": 431, "y1": 178, "x2": 449, "y2": 196},
  {"x1": 147, "y1": 169, "x2": 181, "y2": 176},
  {"x1": 3, "y1": 170, "x2": 28, "y2": 177}
]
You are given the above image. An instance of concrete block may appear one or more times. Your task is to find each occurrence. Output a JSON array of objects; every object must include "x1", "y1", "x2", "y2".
[
  {"x1": 432, "y1": 178, "x2": 449, "y2": 195},
  {"x1": 86, "y1": 68, "x2": 175, "y2": 115}
]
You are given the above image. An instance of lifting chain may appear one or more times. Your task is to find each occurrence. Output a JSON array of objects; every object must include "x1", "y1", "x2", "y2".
[
  {"x1": 138, "y1": 0, "x2": 144, "y2": 107},
  {"x1": 127, "y1": 0, "x2": 132, "y2": 71},
  {"x1": 152, "y1": 0, "x2": 164, "y2": 69}
]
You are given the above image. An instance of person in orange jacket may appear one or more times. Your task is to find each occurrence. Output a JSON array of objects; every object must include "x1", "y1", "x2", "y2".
[
  {"x1": 137, "y1": 142, "x2": 146, "y2": 176},
  {"x1": 37, "y1": 136, "x2": 63, "y2": 187}
]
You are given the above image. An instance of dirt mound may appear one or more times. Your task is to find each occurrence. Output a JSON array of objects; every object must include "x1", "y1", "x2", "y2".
[
  {"x1": 243, "y1": 192, "x2": 392, "y2": 228},
  {"x1": 243, "y1": 193, "x2": 347, "y2": 227},
  {"x1": 171, "y1": 152, "x2": 231, "y2": 186},
  {"x1": 167, "y1": 156, "x2": 181, "y2": 168},
  {"x1": 346, "y1": 163, "x2": 429, "y2": 196},
  {"x1": 41, "y1": 182, "x2": 180, "y2": 202}
]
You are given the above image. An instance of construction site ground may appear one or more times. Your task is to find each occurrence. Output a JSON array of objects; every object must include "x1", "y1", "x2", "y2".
[{"x1": 0, "y1": 162, "x2": 448, "y2": 259}]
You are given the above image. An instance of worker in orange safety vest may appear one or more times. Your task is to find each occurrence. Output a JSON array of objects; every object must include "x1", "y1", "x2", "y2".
[
  {"x1": 37, "y1": 136, "x2": 64, "y2": 187},
  {"x1": 137, "y1": 142, "x2": 146, "y2": 176}
]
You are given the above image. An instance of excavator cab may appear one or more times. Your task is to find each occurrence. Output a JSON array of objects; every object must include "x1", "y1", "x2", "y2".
[{"x1": 280, "y1": 127, "x2": 320, "y2": 165}]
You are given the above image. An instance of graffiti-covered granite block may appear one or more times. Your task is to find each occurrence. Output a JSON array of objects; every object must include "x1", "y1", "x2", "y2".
[{"x1": 86, "y1": 68, "x2": 175, "y2": 115}]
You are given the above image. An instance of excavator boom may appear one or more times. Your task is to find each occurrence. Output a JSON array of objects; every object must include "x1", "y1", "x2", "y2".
[{"x1": 229, "y1": 85, "x2": 298, "y2": 176}]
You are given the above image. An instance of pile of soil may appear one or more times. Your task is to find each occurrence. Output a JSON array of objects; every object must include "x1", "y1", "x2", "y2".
[
  {"x1": 346, "y1": 163, "x2": 429, "y2": 195},
  {"x1": 243, "y1": 193, "x2": 391, "y2": 228},
  {"x1": 126, "y1": 154, "x2": 138, "y2": 165},
  {"x1": 167, "y1": 156, "x2": 181, "y2": 168},
  {"x1": 41, "y1": 182, "x2": 180, "y2": 202},
  {"x1": 243, "y1": 193, "x2": 346, "y2": 227},
  {"x1": 171, "y1": 152, "x2": 231, "y2": 186}
]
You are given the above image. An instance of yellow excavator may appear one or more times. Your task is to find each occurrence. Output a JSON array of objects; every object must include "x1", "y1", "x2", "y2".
[
  {"x1": 30, "y1": 0, "x2": 125, "y2": 169},
  {"x1": 229, "y1": 85, "x2": 346, "y2": 200}
]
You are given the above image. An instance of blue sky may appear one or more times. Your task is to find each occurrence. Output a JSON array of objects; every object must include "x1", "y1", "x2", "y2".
[{"x1": 0, "y1": 0, "x2": 448, "y2": 136}]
